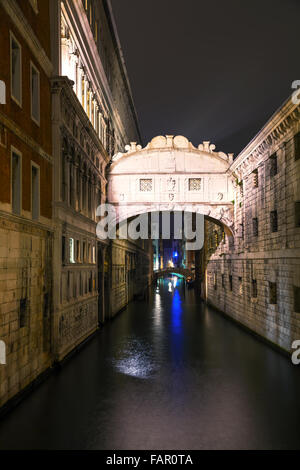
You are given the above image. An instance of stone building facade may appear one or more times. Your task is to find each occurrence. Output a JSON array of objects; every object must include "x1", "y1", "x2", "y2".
[
  {"x1": 49, "y1": 0, "x2": 148, "y2": 362},
  {"x1": 0, "y1": 0, "x2": 53, "y2": 408},
  {"x1": 205, "y1": 96, "x2": 300, "y2": 353}
]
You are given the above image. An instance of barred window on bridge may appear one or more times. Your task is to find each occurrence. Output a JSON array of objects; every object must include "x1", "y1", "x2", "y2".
[{"x1": 140, "y1": 179, "x2": 153, "y2": 192}]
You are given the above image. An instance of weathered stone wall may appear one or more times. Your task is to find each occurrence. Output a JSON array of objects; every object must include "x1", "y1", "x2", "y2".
[
  {"x1": 205, "y1": 98, "x2": 300, "y2": 353},
  {"x1": 0, "y1": 215, "x2": 53, "y2": 408}
]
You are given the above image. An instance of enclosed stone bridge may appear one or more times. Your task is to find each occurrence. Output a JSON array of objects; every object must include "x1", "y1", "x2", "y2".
[
  {"x1": 107, "y1": 135, "x2": 236, "y2": 235},
  {"x1": 153, "y1": 267, "x2": 193, "y2": 280}
]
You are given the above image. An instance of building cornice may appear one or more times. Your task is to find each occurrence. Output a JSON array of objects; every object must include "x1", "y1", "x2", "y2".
[
  {"x1": 0, "y1": 0, "x2": 53, "y2": 77},
  {"x1": 230, "y1": 96, "x2": 300, "y2": 176},
  {"x1": 63, "y1": 0, "x2": 139, "y2": 150}
]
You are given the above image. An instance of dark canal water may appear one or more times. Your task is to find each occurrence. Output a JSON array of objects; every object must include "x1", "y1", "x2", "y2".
[{"x1": 0, "y1": 278, "x2": 300, "y2": 450}]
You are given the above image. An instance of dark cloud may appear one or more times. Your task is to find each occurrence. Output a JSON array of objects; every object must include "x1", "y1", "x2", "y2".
[{"x1": 111, "y1": 0, "x2": 300, "y2": 156}]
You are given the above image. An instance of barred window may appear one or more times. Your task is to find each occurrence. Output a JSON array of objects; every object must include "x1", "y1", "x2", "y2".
[
  {"x1": 239, "y1": 277, "x2": 243, "y2": 295},
  {"x1": 140, "y1": 179, "x2": 152, "y2": 192},
  {"x1": 270, "y1": 210, "x2": 278, "y2": 233},
  {"x1": 252, "y1": 218, "x2": 258, "y2": 237},
  {"x1": 189, "y1": 178, "x2": 201, "y2": 191},
  {"x1": 252, "y1": 169, "x2": 258, "y2": 188},
  {"x1": 222, "y1": 274, "x2": 225, "y2": 289},
  {"x1": 252, "y1": 279, "x2": 258, "y2": 298},
  {"x1": 269, "y1": 282, "x2": 277, "y2": 304},
  {"x1": 269, "y1": 153, "x2": 278, "y2": 177}
]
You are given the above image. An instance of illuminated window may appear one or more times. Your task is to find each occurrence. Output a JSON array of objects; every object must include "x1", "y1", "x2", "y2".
[
  {"x1": 69, "y1": 238, "x2": 75, "y2": 263},
  {"x1": 189, "y1": 178, "x2": 201, "y2": 191},
  {"x1": 140, "y1": 179, "x2": 152, "y2": 192},
  {"x1": 10, "y1": 32, "x2": 22, "y2": 106},
  {"x1": 94, "y1": 20, "x2": 98, "y2": 42}
]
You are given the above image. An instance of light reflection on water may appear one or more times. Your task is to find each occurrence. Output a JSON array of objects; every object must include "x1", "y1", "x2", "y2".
[{"x1": 111, "y1": 339, "x2": 158, "y2": 379}]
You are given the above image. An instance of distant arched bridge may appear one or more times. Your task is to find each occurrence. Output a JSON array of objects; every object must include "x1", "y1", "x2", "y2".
[{"x1": 153, "y1": 267, "x2": 194, "y2": 280}]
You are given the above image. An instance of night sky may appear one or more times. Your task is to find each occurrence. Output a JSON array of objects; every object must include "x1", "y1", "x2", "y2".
[{"x1": 111, "y1": 0, "x2": 300, "y2": 156}]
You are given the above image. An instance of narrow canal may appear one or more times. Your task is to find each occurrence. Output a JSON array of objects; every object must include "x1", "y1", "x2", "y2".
[{"x1": 0, "y1": 278, "x2": 299, "y2": 450}]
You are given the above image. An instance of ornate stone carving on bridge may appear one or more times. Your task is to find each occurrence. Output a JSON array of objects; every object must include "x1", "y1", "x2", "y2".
[{"x1": 108, "y1": 135, "x2": 235, "y2": 231}]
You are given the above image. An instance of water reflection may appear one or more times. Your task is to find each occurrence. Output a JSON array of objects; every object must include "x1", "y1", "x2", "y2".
[
  {"x1": 112, "y1": 339, "x2": 157, "y2": 379},
  {"x1": 0, "y1": 281, "x2": 300, "y2": 450}
]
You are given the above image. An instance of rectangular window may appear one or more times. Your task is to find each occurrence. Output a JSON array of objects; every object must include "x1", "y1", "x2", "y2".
[
  {"x1": 239, "y1": 223, "x2": 244, "y2": 239},
  {"x1": 31, "y1": 163, "x2": 40, "y2": 220},
  {"x1": 83, "y1": 241, "x2": 86, "y2": 262},
  {"x1": 252, "y1": 169, "x2": 258, "y2": 188},
  {"x1": 30, "y1": 62, "x2": 40, "y2": 125},
  {"x1": 222, "y1": 274, "x2": 225, "y2": 289},
  {"x1": 269, "y1": 282, "x2": 277, "y2": 304},
  {"x1": 76, "y1": 240, "x2": 80, "y2": 262},
  {"x1": 213, "y1": 273, "x2": 217, "y2": 290},
  {"x1": 270, "y1": 210, "x2": 278, "y2": 233},
  {"x1": 19, "y1": 298, "x2": 27, "y2": 328},
  {"x1": 10, "y1": 32, "x2": 22, "y2": 106},
  {"x1": 239, "y1": 277, "x2": 243, "y2": 295},
  {"x1": 11, "y1": 149, "x2": 21, "y2": 215},
  {"x1": 92, "y1": 245, "x2": 96, "y2": 263},
  {"x1": 62, "y1": 236, "x2": 66, "y2": 264},
  {"x1": 252, "y1": 279, "x2": 258, "y2": 298},
  {"x1": 252, "y1": 217, "x2": 258, "y2": 237},
  {"x1": 140, "y1": 179, "x2": 152, "y2": 192},
  {"x1": 229, "y1": 275, "x2": 233, "y2": 292},
  {"x1": 189, "y1": 178, "x2": 202, "y2": 191},
  {"x1": 269, "y1": 153, "x2": 278, "y2": 177},
  {"x1": 295, "y1": 202, "x2": 300, "y2": 228},
  {"x1": 69, "y1": 238, "x2": 75, "y2": 263},
  {"x1": 293, "y1": 286, "x2": 300, "y2": 313},
  {"x1": 294, "y1": 132, "x2": 300, "y2": 161}
]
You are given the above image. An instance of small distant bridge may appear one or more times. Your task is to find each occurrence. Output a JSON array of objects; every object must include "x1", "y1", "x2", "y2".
[{"x1": 153, "y1": 267, "x2": 193, "y2": 280}]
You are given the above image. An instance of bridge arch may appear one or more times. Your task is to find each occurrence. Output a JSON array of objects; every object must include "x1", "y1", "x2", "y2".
[{"x1": 107, "y1": 135, "x2": 235, "y2": 235}]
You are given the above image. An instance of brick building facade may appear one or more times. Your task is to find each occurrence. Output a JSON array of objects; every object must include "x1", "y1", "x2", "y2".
[{"x1": 0, "y1": 0, "x2": 53, "y2": 408}]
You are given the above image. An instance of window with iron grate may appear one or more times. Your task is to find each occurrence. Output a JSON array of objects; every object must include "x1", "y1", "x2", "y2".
[
  {"x1": 252, "y1": 217, "x2": 258, "y2": 237},
  {"x1": 252, "y1": 169, "x2": 258, "y2": 188},
  {"x1": 140, "y1": 179, "x2": 152, "y2": 192},
  {"x1": 269, "y1": 153, "x2": 278, "y2": 177},
  {"x1": 189, "y1": 178, "x2": 201, "y2": 191}
]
